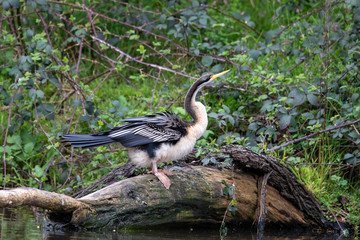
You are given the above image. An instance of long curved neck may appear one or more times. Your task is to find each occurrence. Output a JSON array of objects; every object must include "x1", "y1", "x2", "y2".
[
  {"x1": 184, "y1": 81, "x2": 203, "y2": 123},
  {"x1": 184, "y1": 81, "x2": 208, "y2": 139}
]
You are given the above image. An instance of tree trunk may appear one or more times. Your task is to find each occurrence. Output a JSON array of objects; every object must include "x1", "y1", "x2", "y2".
[{"x1": 0, "y1": 145, "x2": 335, "y2": 231}]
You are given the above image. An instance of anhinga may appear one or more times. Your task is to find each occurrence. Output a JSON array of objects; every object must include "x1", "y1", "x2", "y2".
[{"x1": 61, "y1": 70, "x2": 229, "y2": 189}]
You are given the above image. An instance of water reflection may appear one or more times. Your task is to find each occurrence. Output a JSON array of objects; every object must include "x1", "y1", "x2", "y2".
[{"x1": 0, "y1": 207, "x2": 344, "y2": 240}]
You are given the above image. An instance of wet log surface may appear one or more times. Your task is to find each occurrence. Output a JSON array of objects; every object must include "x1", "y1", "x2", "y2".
[{"x1": 0, "y1": 145, "x2": 335, "y2": 231}]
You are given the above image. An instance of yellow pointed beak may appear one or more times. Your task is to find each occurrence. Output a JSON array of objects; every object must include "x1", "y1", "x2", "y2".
[{"x1": 210, "y1": 70, "x2": 230, "y2": 80}]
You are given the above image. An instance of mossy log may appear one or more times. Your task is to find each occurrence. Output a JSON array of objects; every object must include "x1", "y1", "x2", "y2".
[{"x1": 0, "y1": 145, "x2": 335, "y2": 231}]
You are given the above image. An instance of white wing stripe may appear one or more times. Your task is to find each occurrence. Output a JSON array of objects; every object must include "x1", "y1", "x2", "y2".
[{"x1": 108, "y1": 112, "x2": 185, "y2": 142}]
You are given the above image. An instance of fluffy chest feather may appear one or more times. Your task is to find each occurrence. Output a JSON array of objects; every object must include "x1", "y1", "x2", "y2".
[
  {"x1": 128, "y1": 101, "x2": 208, "y2": 167},
  {"x1": 128, "y1": 121, "x2": 207, "y2": 167}
]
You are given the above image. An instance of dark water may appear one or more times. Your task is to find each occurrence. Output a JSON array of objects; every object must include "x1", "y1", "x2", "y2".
[{"x1": 0, "y1": 207, "x2": 345, "y2": 240}]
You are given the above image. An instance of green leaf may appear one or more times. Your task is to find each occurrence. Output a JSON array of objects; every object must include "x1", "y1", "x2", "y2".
[
  {"x1": 9, "y1": 0, "x2": 20, "y2": 8},
  {"x1": 248, "y1": 122, "x2": 260, "y2": 131},
  {"x1": 33, "y1": 165, "x2": 44, "y2": 178},
  {"x1": 172, "y1": 64, "x2": 181, "y2": 70},
  {"x1": 130, "y1": 34, "x2": 140, "y2": 40},
  {"x1": 302, "y1": 112, "x2": 314, "y2": 120},
  {"x1": 248, "y1": 49, "x2": 261, "y2": 61},
  {"x1": 7, "y1": 135, "x2": 21, "y2": 144},
  {"x1": 211, "y1": 64, "x2": 222, "y2": 73},
  {"x1": 307, "y1": 93, "x2": 318, "y2": 106},
  {"x1": 227, "y1": 116, "x2": 235, "y2": 126},
  {"x1": 85, "y1": 101, "x2": 94, "y2": 114},
  {"x1": 192, "y1": 0, "x2": 199, "y2": 7},
  {"x1": 228, "y1": 205, "x2": 237, "y2": 216},
  {"x1": 222, "y1": 104, "x2": 230, "y2": 113},
  {"x1": 45, "y1": 45, "x2": 52, "y2": 55},
  {"x1": 49, "y1": 76, "x2": 61, "y2": 89},
  {"x1": 201, "y1": 56, "x2": 213, "y2": 67},
  {"x1": 26, "y1": 29, "x2": 34, "y2": 41},
  {"x1": 289, "y1": 89, "x2": 305, "y2": 106},
  {"x1": 348, "y1": 131, "x2": 360, "y2": 139},
  {"x1": 75, "y1": 29, "x2": 86, "y2": 38},
  {"x1": 36, "y1": 90, "x2": 44, "y2": 98},
  {"x1": 136, "y1": 44, "x2": 145, "y2": 54},
  {"x1": 47, "y1": 149, "x2": 58, "y2": 161},
  {"x1": 316, "y1": 109, "x2": 324, "y2": 118},
  {"x1": 115, "y1": 111, "x2": 123, "y2": 118},
  {"x1": 19, "y1": 56, "x2": 32, "y2": 64},
  {"x1": 156, "y1": 24, "x2": 167, "y2": 29},
  {"x1": 29, "y1": 89, "x2": 36, "y2": 100},
  {"x1": 3, "y1": 1, "x2": 10, "y2": 11},
  {"x1": 228, "y1": 188, "x2": 234, "y2": 197},
  {"x1": 208, "y1": 112, "x2": 218, "y2": 119},
  {"x1": 202, "y1": 130, "x2": 214, "y2": 139},
  {"x1": 269, "y1": 44, "x2": 280, "y2": 51},
  {"x1": 80, "y1": 115, "x2": 90, "y2": 122},
  {"x1": 43, "y1": 103, "x2": 54, "y2": 112},
  {"x1": 174, "y1": 107, "x2": 186, "y2": 116},
  {"x1": 36, "y1": 42, "x2": 47, "y2": 50},
  {"x1": 260, "y1": 100, "x2": 273, "y2": 113},
  {"x1": 351, "y1": 93, "x2": 359, "y2": 102},
  {"x1": 71, "y1": 100, "x2": 82, "y2": 107},
  {"x1": 222, "y1": 180, "x2": 229, "y2": 188},
  {"x1": 0, "y1": 146, "x2": 11, "y2": 154},
  {"x1": 279, "y1": 115, "x2": 291, "y2": 129},
  {"x1": 199, "y1": 17, "x2": 207, "y2": 25},
  {"x1": 201, "y1": 158, "x2": 210, "y2": 165},
  {"x1": 36, "y1": 0, "x2": 47, "y2": 5},
  {"x1": 343, "y1": 153, "x2": 353, "y2": 160},
  {"x1": 24, "y1": 142, "x2": 34, "y2": 154},
  {"x1": 9, "y1": 67, "x2": 21, "y2": 77},
  {"x1": 112, "y1": 100, "x2": 121, "y2": 108},
  {"x1": 94, "y1": 109, "x2": 102, "y2": 117},
  {"x1": 26, "y1": 0, "x2": 37, "y2": 9}
]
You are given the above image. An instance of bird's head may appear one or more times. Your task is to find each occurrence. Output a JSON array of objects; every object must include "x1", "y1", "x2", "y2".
[
  {"x1": 197, "y1": 70, "x2": 230, "y2": 89},
  {"x1": 185, "y1": 70, "x2": 230, "y2": 119}
]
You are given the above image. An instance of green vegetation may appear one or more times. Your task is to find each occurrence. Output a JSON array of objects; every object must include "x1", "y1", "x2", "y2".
[{"x1": 0, "y1": 0, "x2": 359, "y2": 235}]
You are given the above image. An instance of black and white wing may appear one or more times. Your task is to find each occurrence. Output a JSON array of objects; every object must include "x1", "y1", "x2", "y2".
[{"x1": 97, "y1": 112, "x2": 188, "y2": 148}]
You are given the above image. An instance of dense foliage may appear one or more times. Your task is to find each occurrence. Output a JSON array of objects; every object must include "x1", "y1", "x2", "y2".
[{"x1": 0, "y1": 0, "x2": 359, "y2": 234}]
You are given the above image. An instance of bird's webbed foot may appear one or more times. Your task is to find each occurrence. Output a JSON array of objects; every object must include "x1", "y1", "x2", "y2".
[
  {"x1": 149, "y1": 162, "x2": 173, "y2": 189},
  {"x1": 153, "y1": 171, "x2": 172, "y2": 189},
  {"x1": 148, "y1": 168, "x2": 173, "y2": 176}
]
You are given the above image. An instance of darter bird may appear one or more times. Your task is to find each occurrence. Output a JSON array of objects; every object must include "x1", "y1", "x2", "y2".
[{"x1": 61, "y1": 70, "x2": 229, "y2": 189}]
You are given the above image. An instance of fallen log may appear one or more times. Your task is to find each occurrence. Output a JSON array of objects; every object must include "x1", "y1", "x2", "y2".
[{"x1": 0, "y1": 145, "x2": 335, "y2": 231}]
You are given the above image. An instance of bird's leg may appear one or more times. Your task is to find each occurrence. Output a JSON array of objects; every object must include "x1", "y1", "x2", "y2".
[{"x1": 149, "y1": 161, "x2": 172, "y2": 189}]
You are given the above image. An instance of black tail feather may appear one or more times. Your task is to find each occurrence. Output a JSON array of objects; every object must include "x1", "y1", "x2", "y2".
[{"x1": 61, "y1": 134, "x2": 115, "y2": 149}]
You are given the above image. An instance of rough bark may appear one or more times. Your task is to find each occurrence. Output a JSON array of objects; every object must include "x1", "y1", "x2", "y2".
[
  {"x1": 221, "y1": 145, "x2": 328, "y2": 228},
  {"x1": 255, "y1": 171, "x2": 272, "y2": 232},
  {"x1": 0, "y1": 145, "x2": 333, "y2": 231},
  {"x1": 0, "y1": 187, "x2": 89, "y2": 213}
]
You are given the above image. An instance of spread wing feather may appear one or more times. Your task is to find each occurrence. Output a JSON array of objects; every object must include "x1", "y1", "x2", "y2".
[
  {"x1": 62, "y1": 112, "x2": 188, "y2": 149},
  {"x1": 103, "y1": 112, "x2": 187, "y2": 148}
]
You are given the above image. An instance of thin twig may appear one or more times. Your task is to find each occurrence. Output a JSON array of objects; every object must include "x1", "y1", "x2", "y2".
[
  {"x1": 89, "y1": 35, "x2": 196, "y2": 79},
  {"x1": 267, "y1": 118, "x2": 360, "y2": 152},
  {"x1": 2, "y1": 88, "x2": 18, "y2": 189},
  {"x1": 150, "y1": 70, "x2": 161, "y2": 111},
  {"x1": 76, "y1": 37, "x2": 84, "y2": 74},
  {"x1": 286, "y1": 33, "x2": 344, "y2": 73},
  {"x1": 90, "y1": 67, "x2": 115, "y2": 97},
  {"x1": 275, "y1": 1, "x2": 342, "y2": 38},
  {"x1": 208, "y1": 6, "x2": 263, "y2": 38},
  {"x1": 37, "y1": 12, "x2": 87, "y2": 105}
]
